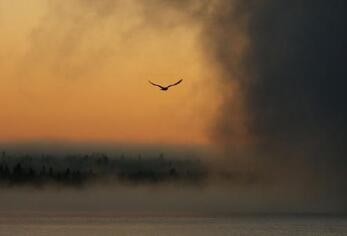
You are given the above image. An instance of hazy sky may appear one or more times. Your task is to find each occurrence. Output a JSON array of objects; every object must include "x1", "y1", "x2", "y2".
[{"x1": 0, "y1": 0, "x2": 220, "y2": 145}]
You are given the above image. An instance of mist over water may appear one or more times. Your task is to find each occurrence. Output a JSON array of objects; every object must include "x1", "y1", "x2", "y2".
[
  {"x1": 0, "y1": 141, "x2": 344, "y2": 215},
  {"x1": 1, "y1": 215, "x2": 346, "y2": 236}
]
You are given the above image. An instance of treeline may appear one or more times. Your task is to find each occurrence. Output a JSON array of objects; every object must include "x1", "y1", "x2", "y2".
[{"x1": 0, "y1": 152, "x2": 207, "y2": 187}]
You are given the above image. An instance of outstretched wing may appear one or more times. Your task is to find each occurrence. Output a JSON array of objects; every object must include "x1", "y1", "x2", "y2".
[
  {"x1": 149, "y1": 81, "x2": 165, "y2": 89},
  {"x1": 167, "y1": 79, "x2": 183, "y2": 88}
]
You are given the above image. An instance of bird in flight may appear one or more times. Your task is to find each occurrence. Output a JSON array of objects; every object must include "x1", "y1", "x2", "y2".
[{"x1": 148, "y1": 79, "x2": 183, "y2": 91}]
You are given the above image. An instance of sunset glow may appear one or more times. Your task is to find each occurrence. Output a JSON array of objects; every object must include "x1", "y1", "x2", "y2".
[{"x1": 0, "y1": 0, "x2": 220, "y2": 145}]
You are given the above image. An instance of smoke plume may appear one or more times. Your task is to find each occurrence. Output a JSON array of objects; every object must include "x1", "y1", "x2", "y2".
[{"x1": 199, "y1": 0, "x2": 347, "y2": 210}]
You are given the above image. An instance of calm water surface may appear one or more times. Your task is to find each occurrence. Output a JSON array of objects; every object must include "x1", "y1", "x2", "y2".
[{"x1": 0, "y1": 215, "x2": 346, "y2": 236}]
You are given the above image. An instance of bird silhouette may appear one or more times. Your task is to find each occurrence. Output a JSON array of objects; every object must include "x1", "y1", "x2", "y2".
[{"x1": 148, "y1": 79, "x2": 183, "y2": 91}]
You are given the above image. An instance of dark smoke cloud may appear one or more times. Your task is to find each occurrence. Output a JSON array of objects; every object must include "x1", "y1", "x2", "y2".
[
  {"x1": 246, "y1": 1, "x2": 346, "y2": 156},
  {"x1": 201, "y1": 0, "x2": 347, "y2": 210},
  {"x1": 204, "y1": 1, "x2": 346, "y2": 153}
]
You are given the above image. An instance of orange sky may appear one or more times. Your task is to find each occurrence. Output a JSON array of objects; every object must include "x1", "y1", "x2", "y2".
[{"x1": 0, "y1": 0, "x2": 221, "y2": 145}]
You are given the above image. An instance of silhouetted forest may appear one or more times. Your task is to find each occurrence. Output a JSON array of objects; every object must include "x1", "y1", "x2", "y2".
[{"x1": 0, "y1": 151, "x2": 207, "y2": 187}]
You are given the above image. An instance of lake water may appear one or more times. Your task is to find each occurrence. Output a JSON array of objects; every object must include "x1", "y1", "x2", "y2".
[{"x1": 0, "y1": 215, "x2": 346, "y2": 236}]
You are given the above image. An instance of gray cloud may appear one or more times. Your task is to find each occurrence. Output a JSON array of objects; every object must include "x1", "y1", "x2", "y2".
[{"x1": 200, "y1": 0, "x2": 347, "y2": 210}]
